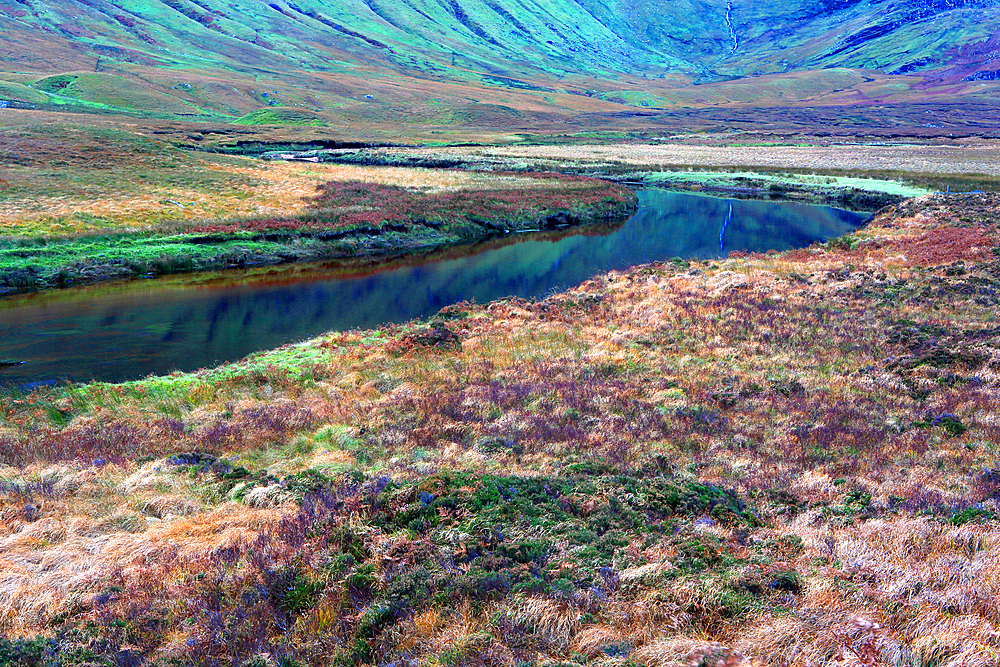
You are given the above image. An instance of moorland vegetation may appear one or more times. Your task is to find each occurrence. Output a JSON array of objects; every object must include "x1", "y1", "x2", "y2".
[
  {"x1": 2, "y1": 0, "x2": 1000, "y2": 658},
  {"x1": 0, "y1": 185, "x2": 998, "y2": 666}
]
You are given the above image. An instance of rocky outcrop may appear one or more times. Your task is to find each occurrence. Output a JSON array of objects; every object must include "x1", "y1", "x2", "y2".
[{"x1": 966, "y1": 69, "x2": 1000, "y2": 80}]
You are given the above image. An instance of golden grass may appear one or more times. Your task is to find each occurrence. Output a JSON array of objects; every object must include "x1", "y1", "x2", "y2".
[
  {"x1": 0, "y1": 154, "x2": 571, "y2": 237},
  {"x1": 0, "y1": 495, "x2": 290, "y2": 634}
]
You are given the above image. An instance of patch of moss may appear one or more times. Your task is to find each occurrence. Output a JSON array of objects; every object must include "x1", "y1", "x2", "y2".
[
  {"x1": 0, "y1": 637, "x2": 57, "y2": 667},
  {"x1": 233, "y1": 108, "x2": 326, "y2": 126}
]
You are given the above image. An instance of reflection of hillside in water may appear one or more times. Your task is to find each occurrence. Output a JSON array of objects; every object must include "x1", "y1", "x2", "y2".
[
  {"x1": 0, "y1": 191, "x2": 867, "y2": 386},
  {"x1": 630, "y1": 190, "x2": 866, "y2": 259}
]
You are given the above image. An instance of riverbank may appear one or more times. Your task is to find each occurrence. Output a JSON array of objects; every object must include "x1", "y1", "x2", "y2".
[
  {"x1": 280, "y1": 140, "x2": 1000, "y2": 209},
  {"x1": 0, "y1": 192, "x2": 865, "y2": 387},
  {"x1": 268, "y1": 148, "x2": 926, "y2": 210},
  {"x1": 0, "y1": 163, "x2": 636, "y2": 294},
  {"x1": 2, "y1": 122, "x2": 646, "y2": 294},
  {"x1": 8, "y1": 125, "x2": 998, "y2": 295},
  {"x1": 0, "y1": 191, "x2": 998, "y2": 665}
]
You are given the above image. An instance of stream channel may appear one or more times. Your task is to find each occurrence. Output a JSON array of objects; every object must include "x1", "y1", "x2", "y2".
[{"x1": 1, "y1": 189, "x2": 869, "y2": 389}]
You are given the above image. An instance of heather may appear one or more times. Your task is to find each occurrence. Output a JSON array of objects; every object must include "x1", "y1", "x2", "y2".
[
  {"x1": 0, "y1": 192, "x2": 998, "y2": 666},
  {"x1": 191, "y1": 173, "x2": 635, "y2": 235}
]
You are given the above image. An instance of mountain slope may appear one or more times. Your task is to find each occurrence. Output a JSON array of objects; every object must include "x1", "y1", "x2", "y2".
[
  {"x1": 4, "y1": 0, "x2": 999, "y2": 77},
  {"x1": 0, "y1": 0, "x2": 999, "y2": 125}
]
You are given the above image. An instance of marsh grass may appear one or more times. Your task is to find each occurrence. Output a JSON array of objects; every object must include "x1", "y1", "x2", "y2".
[
  {"x1": 323, "y1": 144, "x2": 1000, "y2": 211},
  {"x1": 0, "y1": 135, "x2": 624, "y2": 238},
  {"x1": 435, "y1": 143, "x2": 1000, "y2": 180}
]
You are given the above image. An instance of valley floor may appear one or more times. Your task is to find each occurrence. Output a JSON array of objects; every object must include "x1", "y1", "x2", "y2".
[
  {"x1": 405, "y1": 140, "x2": 1000, "y2": 176},
  {"x1": 319, "y1": 139, "x2": 1000, "y2": 207},
  {"x1": 6, "y1": 120, "x2": 1000, "y2": 295},
  {"x1": 1, "y1": 190, "x2": 998, "y2": 666}
]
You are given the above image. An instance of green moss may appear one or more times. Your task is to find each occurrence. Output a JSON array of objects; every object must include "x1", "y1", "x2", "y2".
[
  {"x1": 233, "y1": 108, "x2": 326, "y2": 126},
  {"x1": 0, "y1": 233, "x2": 293, "y2": 289},
  {"x1": 950, "y1": 506, "x2": 995, "y2": 526}
]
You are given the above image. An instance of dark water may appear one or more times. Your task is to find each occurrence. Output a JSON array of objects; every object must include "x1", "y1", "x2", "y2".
[{"x1": 0, "y1": 190, "x2": 867, "y2": 387}]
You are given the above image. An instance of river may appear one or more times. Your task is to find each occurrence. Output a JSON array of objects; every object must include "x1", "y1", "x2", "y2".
[{"x1": 0, "y1": 190, "x2": 868, "y2": 388}]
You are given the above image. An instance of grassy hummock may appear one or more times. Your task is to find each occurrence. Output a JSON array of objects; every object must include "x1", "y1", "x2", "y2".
[{"x1": 233, "y1": 108, "x2": 328, "y2": 126}]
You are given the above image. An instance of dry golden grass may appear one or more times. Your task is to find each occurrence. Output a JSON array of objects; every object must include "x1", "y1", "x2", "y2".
[
  {"x1": 0, "y1": 154, "x2": 567, "y2": 237},
  {"x1": 0, "y1": 492, "x2": 290, "y2": 634}
]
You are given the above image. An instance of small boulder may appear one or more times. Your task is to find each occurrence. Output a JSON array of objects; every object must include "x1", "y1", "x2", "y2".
[{"x1": 706, "y1": 271, "x2": 750, "y2": 293}]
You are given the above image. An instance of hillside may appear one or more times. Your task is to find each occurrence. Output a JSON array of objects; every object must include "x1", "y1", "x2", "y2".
[{"x1": 1, "y1": 0, "x2": 999, "y2": 129}]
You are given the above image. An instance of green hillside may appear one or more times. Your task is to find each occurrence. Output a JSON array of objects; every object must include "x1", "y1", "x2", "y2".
[{"x1": 0, "y1": 0, "x2": 999, "y2": 124}]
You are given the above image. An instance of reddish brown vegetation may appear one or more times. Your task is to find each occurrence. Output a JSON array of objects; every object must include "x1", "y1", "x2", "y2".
[
  {"x1": 877, "y1": 225, "x2": 994, "y2": 265},
  {"x1": 188, "y1": 173, "x2": 636, "y2": 235}
]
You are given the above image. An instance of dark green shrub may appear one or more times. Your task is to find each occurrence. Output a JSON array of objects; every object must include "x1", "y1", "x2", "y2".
[
  {"x1": 769, "y1": 570, "x2": 804, "y2": 593},
  {"x1": 0, "y1": 637, "x2": 57, "y2": 667}
]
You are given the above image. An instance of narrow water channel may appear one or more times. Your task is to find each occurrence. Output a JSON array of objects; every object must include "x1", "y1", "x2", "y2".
[{"x1": 1, "y1": 190, "x2": 868, "y2": 388}]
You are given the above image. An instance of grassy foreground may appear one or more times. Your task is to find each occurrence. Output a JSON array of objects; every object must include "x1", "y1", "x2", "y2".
[{"x1": 0, "y1": 192, "x2": 998, "y2": 666}]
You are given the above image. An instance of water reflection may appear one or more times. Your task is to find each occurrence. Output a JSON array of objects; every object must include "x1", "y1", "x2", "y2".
[
  {"x1": 721, "y1": 201, "x2": 733, "y2": 254},
  {"x1": 0, "y1": 190, "x2": 867, "y2": 386}
]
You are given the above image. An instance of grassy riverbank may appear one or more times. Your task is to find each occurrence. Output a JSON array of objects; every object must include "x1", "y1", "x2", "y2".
[
  {"x1": 0, "y1": 124, "x2": 635, "y2": 293},
  {"x1": 1, "y1": 192, "x2": 998, "y2": 665},
  {"x1": 294, "y1": 155, "x2": 929, "y2": 211},
  {"x1": 0, "y1": 172, "x2": 635, "y2": 294},
  {"x1": 7, "y1": 121, "x2": 1000, "y2": 294}
]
